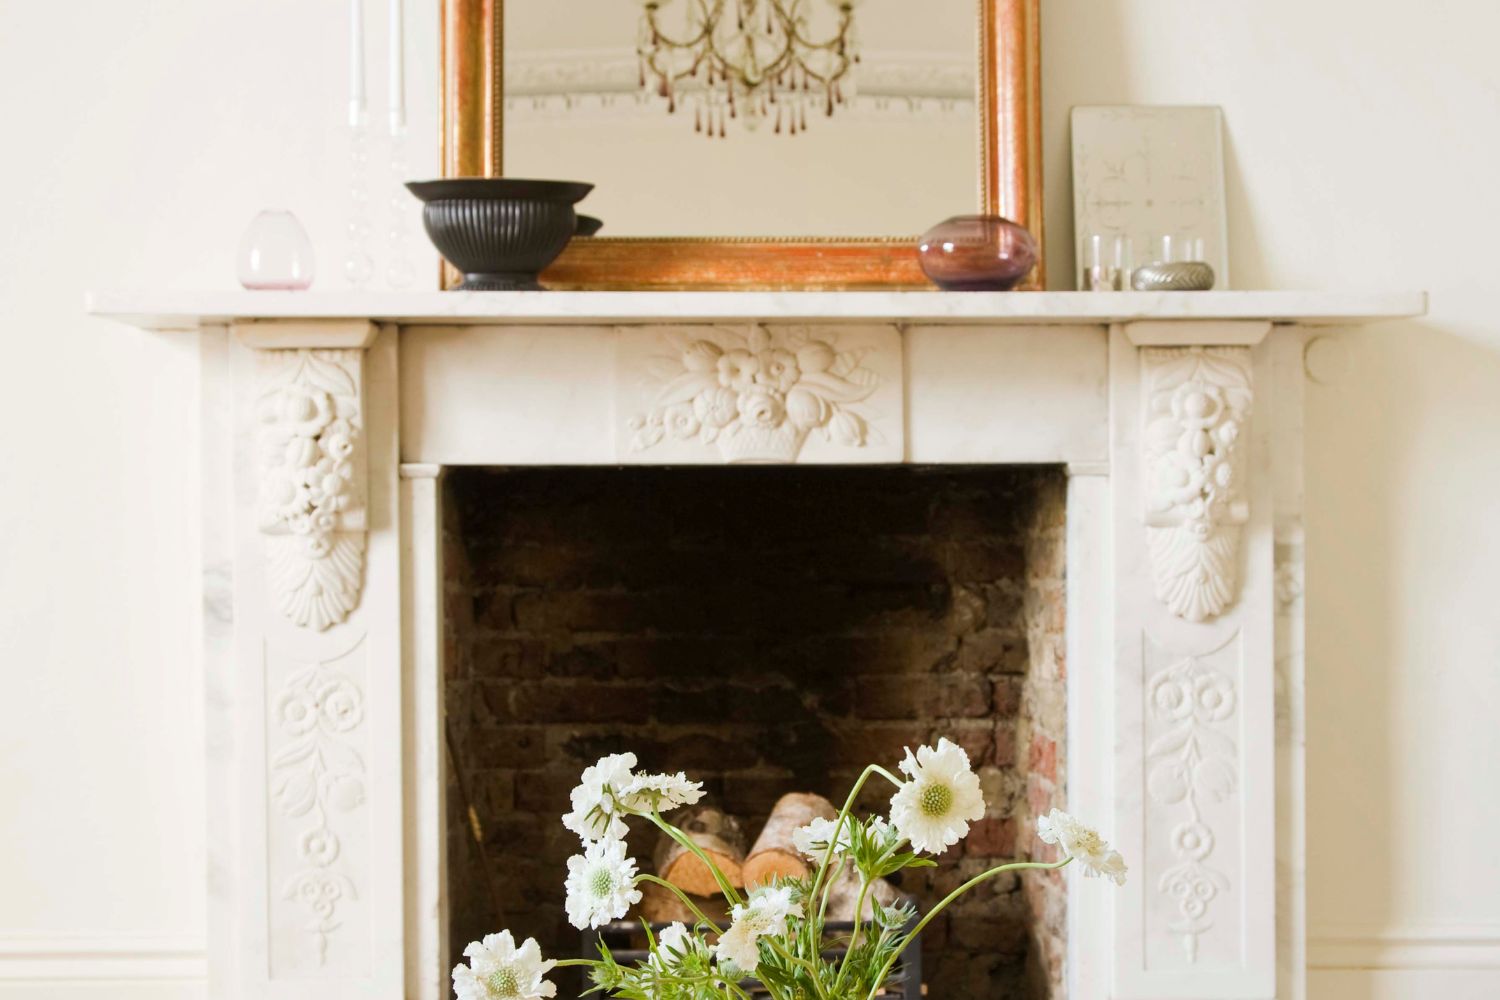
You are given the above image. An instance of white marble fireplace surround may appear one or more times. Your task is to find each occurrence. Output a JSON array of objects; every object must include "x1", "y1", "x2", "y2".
[{"x1": 93, "y1": 289, "x2": 1424, "y2": 1000}]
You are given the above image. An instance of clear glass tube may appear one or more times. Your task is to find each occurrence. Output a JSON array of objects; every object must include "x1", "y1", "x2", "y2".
[
  {"x1": 1157, "y1": 233, "x2": 1205, "y2": 264},
  {"x1": 385, "y1": 125, "x2": 416, "y2": 289},
  {"x1": 343, "y1": 121, "x2": 375, "y2": 288},
  {"x1": 1083, "y1": 233, "x2": 1131, "y2": 290},
  {"x1": 1112, "y1": 235, "x2": 1132, "y2": 286}
]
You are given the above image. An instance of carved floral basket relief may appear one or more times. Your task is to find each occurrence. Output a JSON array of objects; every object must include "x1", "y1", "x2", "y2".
[{"x1": 618, "y1": 324, "x2": 902, "y2": 465}]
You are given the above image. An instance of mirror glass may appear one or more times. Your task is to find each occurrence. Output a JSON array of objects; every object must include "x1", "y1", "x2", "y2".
[{"x1": 503, "y1": 0, "x2": 980, "y2": 238}]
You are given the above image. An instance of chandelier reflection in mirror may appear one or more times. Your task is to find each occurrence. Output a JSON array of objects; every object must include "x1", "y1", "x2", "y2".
[{"x1": 636, "y1": 0, "x2": 864, "y2": 137}]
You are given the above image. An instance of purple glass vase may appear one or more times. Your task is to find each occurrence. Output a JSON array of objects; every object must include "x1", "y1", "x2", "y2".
[{"x1": 917, "y1": 215, "x2": 1038, "y2": 291}]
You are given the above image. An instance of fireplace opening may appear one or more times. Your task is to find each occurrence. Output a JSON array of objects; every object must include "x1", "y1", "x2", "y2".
[{"x1": 442, "y1": 466, "x2": 1068, "y2": 999}]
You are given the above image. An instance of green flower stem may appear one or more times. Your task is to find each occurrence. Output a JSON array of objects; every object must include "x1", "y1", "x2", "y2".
[
  {"x1": 647, "y1": 808, "x2": 745, "y2": 906},
  {"x1": 646, "y1": 962, "x2": 757, "y2": 1000},
  {"x1": 765, "y1": 937, "x2": 829, "y2": 1000},
  {"x1": 797, "y1": 854, "x2": 842, "y2": 971},
  {"x1": 807, "y1": 764, "x2": 905, "y2": 909},
  {"x1": 808, "y1": 763, "x2": 904, "y2": 994},
  {"x1": 864, "y1": 857, "x2": 1073, "y2": 1000},
  {"x1": 833, "y1": 875, "x2": 871, "y2": 990},
  {"x1": 635, "y1": 873, "x2": 726, "y2": 933},
  {"x1": 815, "y1": 857, "x2": 846, "y2": 927},
  {"x1": 552, "y1": 958, "x2": 600, "y2": 969}
]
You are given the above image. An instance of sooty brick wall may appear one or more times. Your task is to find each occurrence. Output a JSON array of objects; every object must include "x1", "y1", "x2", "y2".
[{"x1": 443, "y1": 466, "x2": 1068, "y2": 999}]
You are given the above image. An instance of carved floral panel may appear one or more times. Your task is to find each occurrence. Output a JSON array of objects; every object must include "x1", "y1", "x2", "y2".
[
  {"x1": 1143, "y1": 631, "x2": 1243, "y2": 971},
  {"x1": 256, "y1": 349, "x2": 367, "y2": 630},
  {"x1": 615, "y1": 324, "x2": 904, "y2": 464},
  {"x1": 1140, "y1": 346, "x2": 1253, "y2": 621},
  {"x1": 267, "y1": 641, "x2": 372, "y2": 975}
]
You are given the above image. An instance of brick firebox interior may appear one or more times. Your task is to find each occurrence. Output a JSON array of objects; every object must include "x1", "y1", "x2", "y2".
[{"x1": 442, "y1": 466, "x2": 1068, "y2": 999}]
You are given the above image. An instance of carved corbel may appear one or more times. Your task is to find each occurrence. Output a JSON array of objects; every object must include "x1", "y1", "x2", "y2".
[
  {"x1": 255, "y1": 348, "x2": 368, "y2": 630},
  {"x1": 1140, "y1": 346, "x2": 1253, "y2": 621}
]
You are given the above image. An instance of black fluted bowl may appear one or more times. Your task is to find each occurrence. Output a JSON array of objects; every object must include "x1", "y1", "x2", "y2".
[{"x1": 406, "y1": 178, "x2": 594, "y2": 291}]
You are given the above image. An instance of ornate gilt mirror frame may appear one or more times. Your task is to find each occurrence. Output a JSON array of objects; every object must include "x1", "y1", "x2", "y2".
[{"x1": 439, "y1": 0, "x2": 1041, "y2": 289}]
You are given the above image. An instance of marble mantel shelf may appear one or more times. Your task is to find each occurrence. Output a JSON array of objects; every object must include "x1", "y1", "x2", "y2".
[{"x1": 87, "y1": 288, "x2": 1426, "y2": 330}]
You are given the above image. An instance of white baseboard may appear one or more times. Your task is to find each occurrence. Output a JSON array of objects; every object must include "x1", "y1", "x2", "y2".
[
  {"x1": 1309, "y1": 925, "x2": 1500, "y2": 970},
  {"x1": 0, "y1": 935, "x2": 206, "y2": 981}
]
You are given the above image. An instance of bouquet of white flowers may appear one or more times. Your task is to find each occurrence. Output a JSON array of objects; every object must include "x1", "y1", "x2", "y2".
[{"x1": 453, "y1": 738, "x2": 1125, "y2": 1000}]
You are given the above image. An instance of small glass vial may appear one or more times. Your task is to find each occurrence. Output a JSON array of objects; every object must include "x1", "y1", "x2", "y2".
[
  {"x1": 1155, "y1": 233, "x2": 1206, "y2": 265},
  {"x1": 1082, "y1": 233, "x2": 1131, "y2": 290},
  {"x1": 238, "y1": 210, "x2": 315, "y2": 290}
]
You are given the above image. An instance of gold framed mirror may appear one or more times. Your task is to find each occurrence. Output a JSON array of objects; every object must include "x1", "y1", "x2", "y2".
[{"x1": 440, "y1": 0, "x2": 1041, "y2": 289}]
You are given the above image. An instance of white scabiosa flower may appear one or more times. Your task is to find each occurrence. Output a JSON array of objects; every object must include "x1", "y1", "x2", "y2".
[
  {"x1": 650, "y1": 921, "x2": 695, "y2": 969},
  {"x1": 452, "y1": 930, "x2": 557, "y2": 1000},
  {"x1": 619, "y1": 771, "x2": 705, "y2": 813},
  {"x1": 1036, "y1": 809, "x2": 1128, "y2": 885},
  {"x1": 713, "y1": 884, "x2": 803, "y2": 972},
  {"x1": 888, "y1": 738, "x2": 986, "y2": 854},
  {"x1": 791, "y1": 815, "x2": 851, "y2": 858},
  {"x1": 562, "y1": 753, "x2": 638, "y2": 843},
  {"x1": 564, "y1": 838, "x2": 643, "y2": 929},
  {"x1": 713, "y1": 918, "x2": 764, "y2": 973}
]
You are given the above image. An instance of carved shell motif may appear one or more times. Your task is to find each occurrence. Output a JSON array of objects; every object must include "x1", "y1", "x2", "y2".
[
  {"x1": 1141, "y1": 347, "x2": 1252, "y2": 622},
  {"x1": 256, "y1": 350, "x2": 366, "y2": 630}
]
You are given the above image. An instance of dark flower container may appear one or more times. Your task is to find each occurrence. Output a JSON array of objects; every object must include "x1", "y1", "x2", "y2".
[{"x1": 406, "y1": 178, "x2": 594, "y2": 291}]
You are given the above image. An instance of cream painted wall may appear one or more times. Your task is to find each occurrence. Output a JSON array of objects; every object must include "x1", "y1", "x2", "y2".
[
  {"x1": 1, "y1": 2, "x2": 1495, "y2": 999},
  {"x1": 0, "y1": 1, "x2": 435, "y2": 996},
  {"x1": 1042, "y1": 0, "x2": 1500, "y2": 993}
]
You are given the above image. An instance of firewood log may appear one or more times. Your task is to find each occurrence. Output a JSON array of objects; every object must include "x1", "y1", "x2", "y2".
[
  {"x1": 742, "y1": 792, "x2": 837, "y2": 889},
  {"x1": 824, "y1": 865, "x2": 901, "y2": 922},
  {"x1": 653, "y1": 804, "x2": 746, "y2": 896}
]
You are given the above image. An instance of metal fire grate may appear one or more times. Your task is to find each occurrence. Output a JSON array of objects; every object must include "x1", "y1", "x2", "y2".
[{"x1": 581, "y1": 918, "x2": 924, "y2": 999}]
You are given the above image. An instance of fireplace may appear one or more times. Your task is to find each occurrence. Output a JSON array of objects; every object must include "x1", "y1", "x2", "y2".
[
  {"x1": 89, "y1": 288, "x2": 1426, "y2": 1000},
  {"x1": 441, "y1": 466, "x2": 1068, "y2": 998}
]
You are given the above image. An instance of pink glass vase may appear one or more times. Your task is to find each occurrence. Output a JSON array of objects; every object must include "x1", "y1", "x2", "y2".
[
  {"x1": 237, "y1": 210, "x2": 315, "y2": 290},
  {"x1": 917, "y1": 215, "x2": 1038, "y2": 291}
]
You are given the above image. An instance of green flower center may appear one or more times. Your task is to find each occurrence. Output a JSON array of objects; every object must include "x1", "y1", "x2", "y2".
[
  {"x1": 919, "y1": 782, "x2": 953, "y2": 817},
  {"x1": 589, "y1": 867, "x2": 615, "y2": 898},
  {"x1": 486, "y1": 968, "x2": 520, "y2": 998}
]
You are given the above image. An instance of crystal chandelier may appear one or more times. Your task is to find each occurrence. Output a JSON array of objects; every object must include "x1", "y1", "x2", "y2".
[{"x1": 636, "y1": 0, "x2": 863, "y2": 137}]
